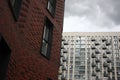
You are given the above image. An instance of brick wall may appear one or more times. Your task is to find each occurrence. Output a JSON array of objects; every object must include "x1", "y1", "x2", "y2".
[{"x1": 0, "y1": 0, "x2": 65, "y2": 80}]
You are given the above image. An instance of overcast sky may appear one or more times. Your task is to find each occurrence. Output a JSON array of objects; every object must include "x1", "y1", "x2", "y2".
[{"x1": 63, "y1": 0, "x2": 120, "y2": 32}]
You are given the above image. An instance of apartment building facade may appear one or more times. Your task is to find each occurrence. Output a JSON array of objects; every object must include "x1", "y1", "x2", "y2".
[
  {"x1": 0, "y1": 0, "x2": 65, "y2": 80},
  {"x1": 60, "y1": 32, "x2": 120, "y2": 80}
]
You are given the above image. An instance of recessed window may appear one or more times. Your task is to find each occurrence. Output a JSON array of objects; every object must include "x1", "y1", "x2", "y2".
[
  {"x1": 41, "y1": 18, "x2": 53, "y2": 59},
  {"x1": 47, "y1": 78, "x2": 52, "y2": 80},
  {"x1": 9, "y1": 0, "x2": 22, "y2": 20},
  {"x1": 47, "y1": 0, "x2": 56, "y2": 16},
  {"x1": 0, "y1": 34, "x2": 11, "y2": 80}
]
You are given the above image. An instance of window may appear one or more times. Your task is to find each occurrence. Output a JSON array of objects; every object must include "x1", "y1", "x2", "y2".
[
  {"x1": 75, "y1": 44, "x2": 80, "y2": 48},
  {"x1": 81, "y1": 44, "x2": 85, "y2": 48},
  {"x1": 41, "y1": 18, "x2": 53, "y2": 59},
  {"x1": 70, "y1": 48, "x2": 74, "y2": 52},
  {"x1": 47, "y1": 0, "x2": 56, "y2": 16},
  {"x1": 0, "y1": 34, "x2": 11, "y2": 80},
  {"x1": 81, "y1": 37, "x2": 85, "y2": 40},
  {"x1": 47, "y1": 78, "x2": 52, "y2": 80},
  {"x1": 81, "y1": 40, "x2": 85, "y2": 44},
  {"x1": 75, "y1": 48, "x2": 80, "y2": 52},
  {"x1": 9, "y1": 0, "x2": 22, "y2": 20}
]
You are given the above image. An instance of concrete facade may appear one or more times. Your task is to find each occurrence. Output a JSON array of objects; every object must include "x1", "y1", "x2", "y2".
[{"x1": 61, "y1": 32, "x2": 120, "y2": 80}]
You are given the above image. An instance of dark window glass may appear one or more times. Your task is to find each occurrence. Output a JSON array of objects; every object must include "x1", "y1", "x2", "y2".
[
  {"x1": 47, "y1": 78, "x2": 52, "y2": 80},
  {"x1": 47, "y1": 0, "x2": 56, "y2": 16},
  {"x1": 41, "y1": 18, "x2": 53, "y2": 59},
  {"x1": 9, "y1": 0, "x2": 22, "y2": 20},
  {"x1": 0, "y1": 34, "x2": 11, "y2": 80}
]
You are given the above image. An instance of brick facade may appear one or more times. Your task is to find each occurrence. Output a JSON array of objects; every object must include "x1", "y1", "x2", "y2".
[{"x1": 0, "y1": 0, "x2": 65, "y2": 80}]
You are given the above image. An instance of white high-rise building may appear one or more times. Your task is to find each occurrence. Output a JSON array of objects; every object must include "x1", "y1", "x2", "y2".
[{"x1": 60, "y1": 32, "x2": 120, "y2": 80}]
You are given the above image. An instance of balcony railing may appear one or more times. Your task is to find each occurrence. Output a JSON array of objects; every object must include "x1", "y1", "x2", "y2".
[
  {"x1": 106, "y1": 50, "x2": 111, "y2": 54},
  {"x1": 96, "y1": 58, "x2": 100, "y2": 63},
  {"x1": 91, "y1": 53, "x2": 96, "y2": 58},
  {"x1": 95, "y1": 42, "x2": 99, "y2": 46},
  {"x1": 103, "y1": 62, "x2": 108, "y2": 67},
  {"x1": 102, "y1": 45, "x2": 107, "y2": 50},
  {"x1": 96, "y1": 76, "x2": 100, "y2": 80},
  {"x1": 95, "y1": 49, "x2": 100, "y2": 54},
  {"x1": 91, "y1": 45, "x2": 96, "y2": 49},
  {"x1": 62, "y1": 38, "x2": 65, "y2": 41},
  {"x1": 60, "y1": 62, "x2": 63, "y2": 66},
  {"x1": 58, "y1": 70, "x2": 62, "y2": 75},
  {"x1": 103, "y1": 53, "x2": 107, "y2": 58},
  {"x1": 61, "y1": 46, "x2": 65, "y2": 49},
  {"x1": 60, "y1": 53, "x2": 64, "y2": 57},
  {"x1": 61, "y1": 75, "x2": 66, "y2": 80},
  {"x1": 108, "y1": 67, "x2": 112, "y2": 72},
  {"x1": 91, "y1": 38, "x2": 96, "y2": 41},
  {"x1": 107, "y1": 58, "x2": 112, "y2": 63},
  {"x1": 62, "y1": 57, "x2": 67, "y2": 62},
  {"x1": 106, "y1": 40, "x2": 111, "y2": 45},
  {"x1": 63, "y1": 42, "x2": 68, "y2": 45},
  {"x1": 92, "y1": 71, "x2": 96, "y2": 76},
  {"x1": 62, "y1": 66, "x2": 67, "y2": 71},
  {"x1": 96, "y1": 67, "x2": 100, "y2": 72},
  {"x1": 108, "y1": 76, "x2": 112, "y2": 80},
  {"x1": 104, "y1": 71, "x2": 108, "y2": 77},
  {"x1": 112, "y1": 67, "x2": 114, "y2": 71},
  {"x1": 63, "y1": 49, "x2": 68, "y2": 53},
  {"x1": 92, "y1": 62, "x2": 96, "y2": 67},
  {"x1": 102, "y1": 38, "x2": 107, "y2": 42}
]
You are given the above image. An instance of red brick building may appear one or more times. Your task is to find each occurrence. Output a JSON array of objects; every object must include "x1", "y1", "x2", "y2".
[{"x1": 0, "y1": 0, "x2": 65, "y2": 80}]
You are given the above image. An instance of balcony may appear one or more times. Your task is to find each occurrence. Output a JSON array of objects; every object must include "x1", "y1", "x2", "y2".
[
  {"x1": 108, "y1": 67, "x2": 112, "y2": 72},
  {"x1": 106, "y1": 50, "x2": 111, "y2": 54},
  {"x1": 61, "y1": 46, "x2": 65, "y2": 49},
  {"x1": 103, "y1": 53, "x2": 107, "y2": 58},
  {"x1": 104, "y1": 71, "x2": 108, "y2": 77},
  {"x1": 112, "y1": 67, "x2": 114, "y2": 71},
  {"x1": 106, "y1": 41, "x2": 111, "y2": 46},
  {"x1": 96, "y1": 58, "x2": 100, "y2": 63},
  {"x1": 95, "y1": 49, "x2": 100, "y2": 54},
  {"x1": 119, "y1": 38, "x2": 120, "y2": 42},
  {"x1": 91, "y1": 38, "x2": 96, "y2": 41},
  {"x1": 92, "y1": 62, "x2": 96, "y2": 67},
  {"x1": 63, "y1": 49, "x2": 68, "y2": 53},
  {"x1": 92, "y1": 71, "x2": 96, "y2": 76},
  {"x1": 62, "y1": 66, "x2": 67, "y2": 71},
  {"x1": 107, "y1": 58, "x2": 112, "y2": 63},
  {"x1": 63, "y1": 42, "x2": 68, "y2": 45},
  {"x1": 62, "y1": 57, "x2": 67, "y2": 62},
  {"x1": 108, "y1": 76, "x2": 112, "y2": 80},
  {"x1": 61, "y1": 75, "x2": 66, "y2": 80},
  {"x1": 91, "y1": 45, "x2": 96, "y2": 49},
  {"x1": 62, "y1": 38, "x2": 65, "y2": 41},
  {"x1": 102, "y1": 38, "x2": 107, "y2": 42},
  {"x1": 96, "y1": 76, "x2": 100, "y2": 80},
  {"x1": 91, "y1": 53, "x2": 96, "y2": 58},
  {"x1": 96, "y1": 67, "x2": 100, "y2": 72},
  {"x1": 60, "y1": 53, "x2": 64, "y2": 57},
  {"x1": 103, "y1": 62, "x2": 108, "y2": 67},
  {"x1": 95, "y1": 42, "x2": 99, "y2": 46},
  {"x1": 60, "y1": 62, "x2": 63, "y2": 66},
  {"x1": 58, "y1": 70, "x2": 62, "y2": 75},
  {"x1": 102, "y1": 45, "x2": 107, "y2": 50}
]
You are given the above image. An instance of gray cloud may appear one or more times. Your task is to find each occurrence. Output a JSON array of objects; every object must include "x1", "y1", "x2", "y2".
[
  {"x1": 64, "y1": 0, "x2": 120, "y2": 27},
  {"x1": 97, "y1": 0, "x2": 120, "y2": 25}
]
